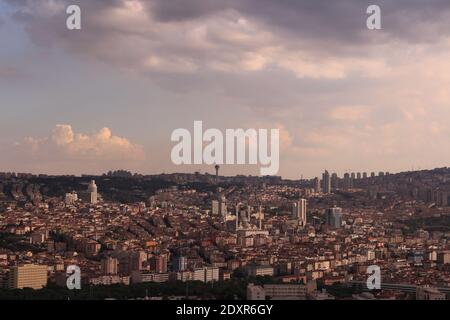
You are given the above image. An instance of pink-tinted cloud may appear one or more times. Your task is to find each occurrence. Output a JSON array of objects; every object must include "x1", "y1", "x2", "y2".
[{"x1": 9, "y1": 124, "x2": 145, "y2": 174}]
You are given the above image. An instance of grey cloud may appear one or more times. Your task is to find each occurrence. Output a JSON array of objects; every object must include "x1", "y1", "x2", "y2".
[
  {"x1": 148, "y1": 0, "x2": 450, "y2": 44},
  {"x1": 5, "y1": 0, "x2": 450, "y2": 44},
  {"x1": 147, "y1": 0, "x2": 229, "y2": 22},
  {"x1": 3, "y1": 0, "x2": 450, "y2": 67}
]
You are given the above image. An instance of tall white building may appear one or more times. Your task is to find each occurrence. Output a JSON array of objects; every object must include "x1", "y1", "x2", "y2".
[
  {"x1": 87, "y1": 180, "x2": 98, "y2": 204},
  {"x1": 292, "y1": 199, "x2": 307, "y2": 226}
]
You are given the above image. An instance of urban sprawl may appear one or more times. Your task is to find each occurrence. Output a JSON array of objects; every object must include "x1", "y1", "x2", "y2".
[{"x1": 1, "y1": 167, "x2": 450, "y2": 300}]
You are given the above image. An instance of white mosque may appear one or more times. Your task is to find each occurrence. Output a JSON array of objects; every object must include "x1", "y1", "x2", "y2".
[{"x1": 234, "y1": 203, "x2": 269, "y2": 237}]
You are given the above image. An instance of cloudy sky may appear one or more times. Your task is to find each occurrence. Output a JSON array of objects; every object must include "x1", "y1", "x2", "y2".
[{"x1": 1, "y1": 0, "x2": 450, "y2": 178}]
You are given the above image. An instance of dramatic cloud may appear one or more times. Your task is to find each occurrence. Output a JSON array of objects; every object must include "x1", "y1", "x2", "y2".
[
  {"x1": 1, "y1": 0, "x2": 450, "y2": 177},
  {"x1": 149, "y1": 0, "x2": 450, "y2": 44},
  {"x1": 4, "y1": 0, "x2": 450, "y2": 78},
  {"x1": 9, "y1": 125, "x2": 145, "y2": 174}
]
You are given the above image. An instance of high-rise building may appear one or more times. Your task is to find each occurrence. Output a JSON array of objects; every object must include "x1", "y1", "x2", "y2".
[
  {"x1": 101, "y1": 257, "x2": 119, "y2": 275},
  {"x1": 212, "y1": 195, "x2": 227, "y2": 219},
  {"x1": 172, "y1": 256, "x2": 188, "y2": 272},
  {"x1": 150, "y1": 255, "x2": 168, "y2": 273},
  {"x1": 322, "y1": 170, "x2": 331, "y2": 194},
  {"x1": 8, "y1": 264, "x2": 48, "y2": 289},
  {"x1": 80, "y1": 180, "x2": 99, "y2": 204},
  {"x1": 292, "y1": 199, "x2": 307, "y2": 227},
  {"x1": 325, "y1": 207, "x2": 342, "y2": 229},
  {"x1": 87, "y1": 180, "x2": 98, "y2": 204},
  {"x1": 313, "y1": 177, "x2": 320, "y2": 193},
  {"x1": 343, "y1": 173, "x2": 351, "y2": 191},
  {"x1": 331, "y1": 173, "x2": 338, "y2": 191}
]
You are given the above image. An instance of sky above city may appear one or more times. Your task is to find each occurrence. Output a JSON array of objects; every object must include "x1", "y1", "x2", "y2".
[{"x1": 1, "y1": 0, "x2": 450, "y2": 179}]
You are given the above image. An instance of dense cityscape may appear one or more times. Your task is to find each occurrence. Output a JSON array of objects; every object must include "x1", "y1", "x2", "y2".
[
  {"x1": 1, "y1": 167, "x2": 450, "y2": 300},
  {"x1": 2, "y1": 0, "x2": 450, "y2": 316}
]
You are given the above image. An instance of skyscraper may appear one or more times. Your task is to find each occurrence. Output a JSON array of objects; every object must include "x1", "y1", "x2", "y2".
[
  {"x1": 343, "y1": 173, "x2": 351, "y2": 191},
  {"x1": 88, "y1": 180, "x2": 98, "y2": 204},
  {"x1": 78, "y1": 180, "x2": 100, "y2": 205},
  {"x1": 150, "y1": 255, "x2": 168, "y2": 273},
  {"x1": 292, "y1": 199, "x2": 307, "y2": 227},
  {"x1": 322, "y1": 170, "x2": 331, "y2": 194},
  {"x1": 173, "y1": 256, "x2": 188, "y2": 272},
  {"x1": 101, "y1": 257, "x2": 119, "y2": 275},
  {"x1": 325, "y1": 207, "x2": 342, "y2": 229},
  {"x1": 331, "y1": 173, "x2": 338, "y2": 191},
  {"x1": 313, "y1": 177, "x2": 320, "y2": 193}
]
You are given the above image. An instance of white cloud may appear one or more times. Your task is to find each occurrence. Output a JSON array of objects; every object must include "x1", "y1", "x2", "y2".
[
  {"x1": 4, "y1": 0, "x2": 450, "y2": 178},
  {"x1": 52, "y1": 124, "x2": 74, "y2": 145},
  {"x1": 12, "y1": 125, "x2": 145, "y2": 173}
]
